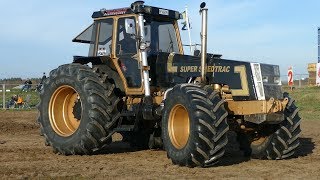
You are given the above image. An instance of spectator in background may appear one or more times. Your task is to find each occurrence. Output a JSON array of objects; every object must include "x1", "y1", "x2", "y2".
[
  {"x1": 16, "y1": 95, "x2": 24, "y2": 108},
  {"x1": 6, "y1": 95, "x2": 18, "y2": 108},
  {"x1": 36, "y1": 72, "x2": 46, "y2": 92},
  {"x1": 21, "y1": 79, "x2": 32, "y2": 92},
  {"x1": 41, "y1": 72, "x2": 46, "y2": 84}
]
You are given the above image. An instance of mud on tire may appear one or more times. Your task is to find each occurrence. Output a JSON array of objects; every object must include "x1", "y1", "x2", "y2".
[
  {"x1": 38, "y1": 63, "x2": 121, "y2": 155},
  {"x1": 162, "y1": 84, "x2": 229, "y2": 167}
]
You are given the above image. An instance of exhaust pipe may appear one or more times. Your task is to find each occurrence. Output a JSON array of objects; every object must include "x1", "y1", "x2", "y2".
[
  {"x1": 131, "y1": 1, "x2": 154, "y2": 120},
  {"x1": 132, "y1": 1, "x2": 151, "y2": 97},
  {"x1": 200, "y1": 2, "x2": 208, "y2": 82}
]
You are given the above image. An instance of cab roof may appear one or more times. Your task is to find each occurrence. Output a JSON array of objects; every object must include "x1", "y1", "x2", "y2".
[{"x1": 92, "y1": 1, "x2": 182, "y2": 20}]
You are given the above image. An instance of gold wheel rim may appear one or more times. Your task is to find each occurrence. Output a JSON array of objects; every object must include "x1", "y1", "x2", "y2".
[
  {"x1": 49, "y1": 85, "x2": 82, "y2": 137},
  {"x1": 168, "y1": 104, "x2": 190, "y2": 149}
]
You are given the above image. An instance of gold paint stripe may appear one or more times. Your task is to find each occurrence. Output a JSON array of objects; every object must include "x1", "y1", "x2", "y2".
[
  {"x1": 167, "y1": 52, "x2": 178, "y2": 73},
  {"x1": 231, "y1": 65, "x2": 250, "y2": 96}
]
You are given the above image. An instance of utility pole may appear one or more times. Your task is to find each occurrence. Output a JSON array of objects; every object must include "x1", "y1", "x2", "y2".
[
  {"x1": 318, "y1": 27, "x2": 320, "y2": 63},
  {"x1": 2, "y1": 84, "x2": 5, "y2": 110}
]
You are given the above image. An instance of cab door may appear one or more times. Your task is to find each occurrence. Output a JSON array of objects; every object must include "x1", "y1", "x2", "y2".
[
  {"x1": 114, "y1": 16, "x2": 143, "y2": 94},
  {"x1": 95, "y1": 18, "x2": 114, "y2": 57}
]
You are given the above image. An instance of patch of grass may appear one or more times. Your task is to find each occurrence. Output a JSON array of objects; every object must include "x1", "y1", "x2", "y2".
[
  {"x1": 1, "y1": 89, "x2": 40, "y2": 108},
  {"x1": 285, "y1": 87, "x2": 320, "y2": 121}
]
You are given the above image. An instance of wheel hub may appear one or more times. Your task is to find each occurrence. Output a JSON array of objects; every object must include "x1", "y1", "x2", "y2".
[
  {"x1": 73, "y1": 100, "x2": 82, "y2": 120},
  {"x1": 251, "y1": 136, "x2": 267, "y2": 146},
  {"x1": 48, "y1": 85, "x2": 82, "y2": 137},
  {"x1": 168, "y1": 104, "x2": 190, "y2": 149}
]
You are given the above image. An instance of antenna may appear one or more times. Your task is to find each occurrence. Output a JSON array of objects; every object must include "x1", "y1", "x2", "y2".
[{"x1": 185, "y1": 6, "x2": 193, "y2": 54}]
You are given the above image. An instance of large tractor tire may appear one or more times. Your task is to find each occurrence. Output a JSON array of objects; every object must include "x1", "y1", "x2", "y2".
[
  {"x1": 38, "y1": 64, "x2": 121, "y2": 155},
  {"x1": 238, "y1": 93, "x2": 301, "y2": 159},
  {"x1": 162, "y1": 84, "x2": 229, "y2": 167}
]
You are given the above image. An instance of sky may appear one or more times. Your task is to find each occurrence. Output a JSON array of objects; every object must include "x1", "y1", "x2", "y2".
[{"x1": 0, "y1": 0, "x2": 319, "y2": 79}]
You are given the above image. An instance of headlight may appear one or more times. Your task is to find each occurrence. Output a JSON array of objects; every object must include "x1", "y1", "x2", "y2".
[
  {"x1": 274, "y1": 77, "x2": 281, "y2": 85},
  {"x1": 262, "y1": 76, "x2": 268, "y2": 83},
  {"x1": 273, "y1": 65, "x2": 280, "y2": 76}
]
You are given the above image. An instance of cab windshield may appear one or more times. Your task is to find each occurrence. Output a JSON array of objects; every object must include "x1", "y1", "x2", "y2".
[{"x1": 144, "y1": 18, "x2": 179, "y2": 54}]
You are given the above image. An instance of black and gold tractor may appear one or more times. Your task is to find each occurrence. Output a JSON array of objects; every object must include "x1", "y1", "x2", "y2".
[{"x1": 38, "y1": 1, "x2": 301, "y2": 167}]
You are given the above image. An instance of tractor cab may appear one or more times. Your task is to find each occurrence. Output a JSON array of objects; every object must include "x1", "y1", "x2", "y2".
[{"x1": 73, "y1": 1, "x2": 183, "y2": 94}]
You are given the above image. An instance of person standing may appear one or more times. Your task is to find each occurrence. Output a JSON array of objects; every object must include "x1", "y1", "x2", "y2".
[
  {"x1": 37, "y1": 72, "x2": 46, "y2": 92},
  {"x1": 21, "y1": 79, "x2": 32, "y2": 92},
  {"x1": 40, "y1": 72, "x2": 46, "y2": 84}
]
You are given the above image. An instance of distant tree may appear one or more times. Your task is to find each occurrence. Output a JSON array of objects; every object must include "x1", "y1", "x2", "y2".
[{"x1": 0, "y1": 77, "x2": 42, "y2": 85}]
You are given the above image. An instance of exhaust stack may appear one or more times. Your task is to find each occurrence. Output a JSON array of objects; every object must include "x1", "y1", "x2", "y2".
[{"x1": 200, "y1": 2, "x2": 208, "y2": 82}]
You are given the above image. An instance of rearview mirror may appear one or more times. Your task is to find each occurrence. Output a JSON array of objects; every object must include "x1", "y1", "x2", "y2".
[{"x1": 125, "y1": 18, "x2": 136, "y2": 35}]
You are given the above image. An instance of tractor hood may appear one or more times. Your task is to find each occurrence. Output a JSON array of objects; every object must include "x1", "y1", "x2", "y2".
[{"x1": 149, "y1": 52, "x2": 282, "y2": 101}]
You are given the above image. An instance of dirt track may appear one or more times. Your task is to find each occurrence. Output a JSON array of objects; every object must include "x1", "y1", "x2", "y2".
[{"x1": 0, "y1": 111, "x2": 319, "y2": 179}]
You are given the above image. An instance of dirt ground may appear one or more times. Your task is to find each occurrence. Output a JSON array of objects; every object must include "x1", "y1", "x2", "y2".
[{"x1": 0, "y1": 111, "x2": 319, "y2": 179}]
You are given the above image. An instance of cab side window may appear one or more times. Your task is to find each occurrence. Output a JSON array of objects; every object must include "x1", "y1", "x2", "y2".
[
  {"x1": 72, "y1": 23, "x2": 98, "y2": 57},
  {"x1": 97, "y1": 18, "x2": 114, "y2": 56},
  {"x1": 116, "y1": 17, "x2": 137, "y2": 55}
]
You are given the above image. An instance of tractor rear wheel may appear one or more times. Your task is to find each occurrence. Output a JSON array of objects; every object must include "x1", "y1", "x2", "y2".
[
  {"x1": 38, "y1": 63, "x2": 121, "y2": 155},
  {"x1": 162, "y1": 84, "x2": 229, "y2": 167},
  {"x1": 238, "y1": 93, "x2": 301, "y2": 159}
]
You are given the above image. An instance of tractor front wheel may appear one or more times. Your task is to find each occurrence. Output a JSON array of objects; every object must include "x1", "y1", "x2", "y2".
[
  {"x1": 238, "y1": 93, "x2": 301, "y2": 159},
  {"x1": 162, "y1": 84, "x2": 229, "y2": 167}
]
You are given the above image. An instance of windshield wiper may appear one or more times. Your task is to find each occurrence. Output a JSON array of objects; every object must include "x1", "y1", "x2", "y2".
[{"x1": 166, "y1": 28, "x2": 174, "y2": 53}]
